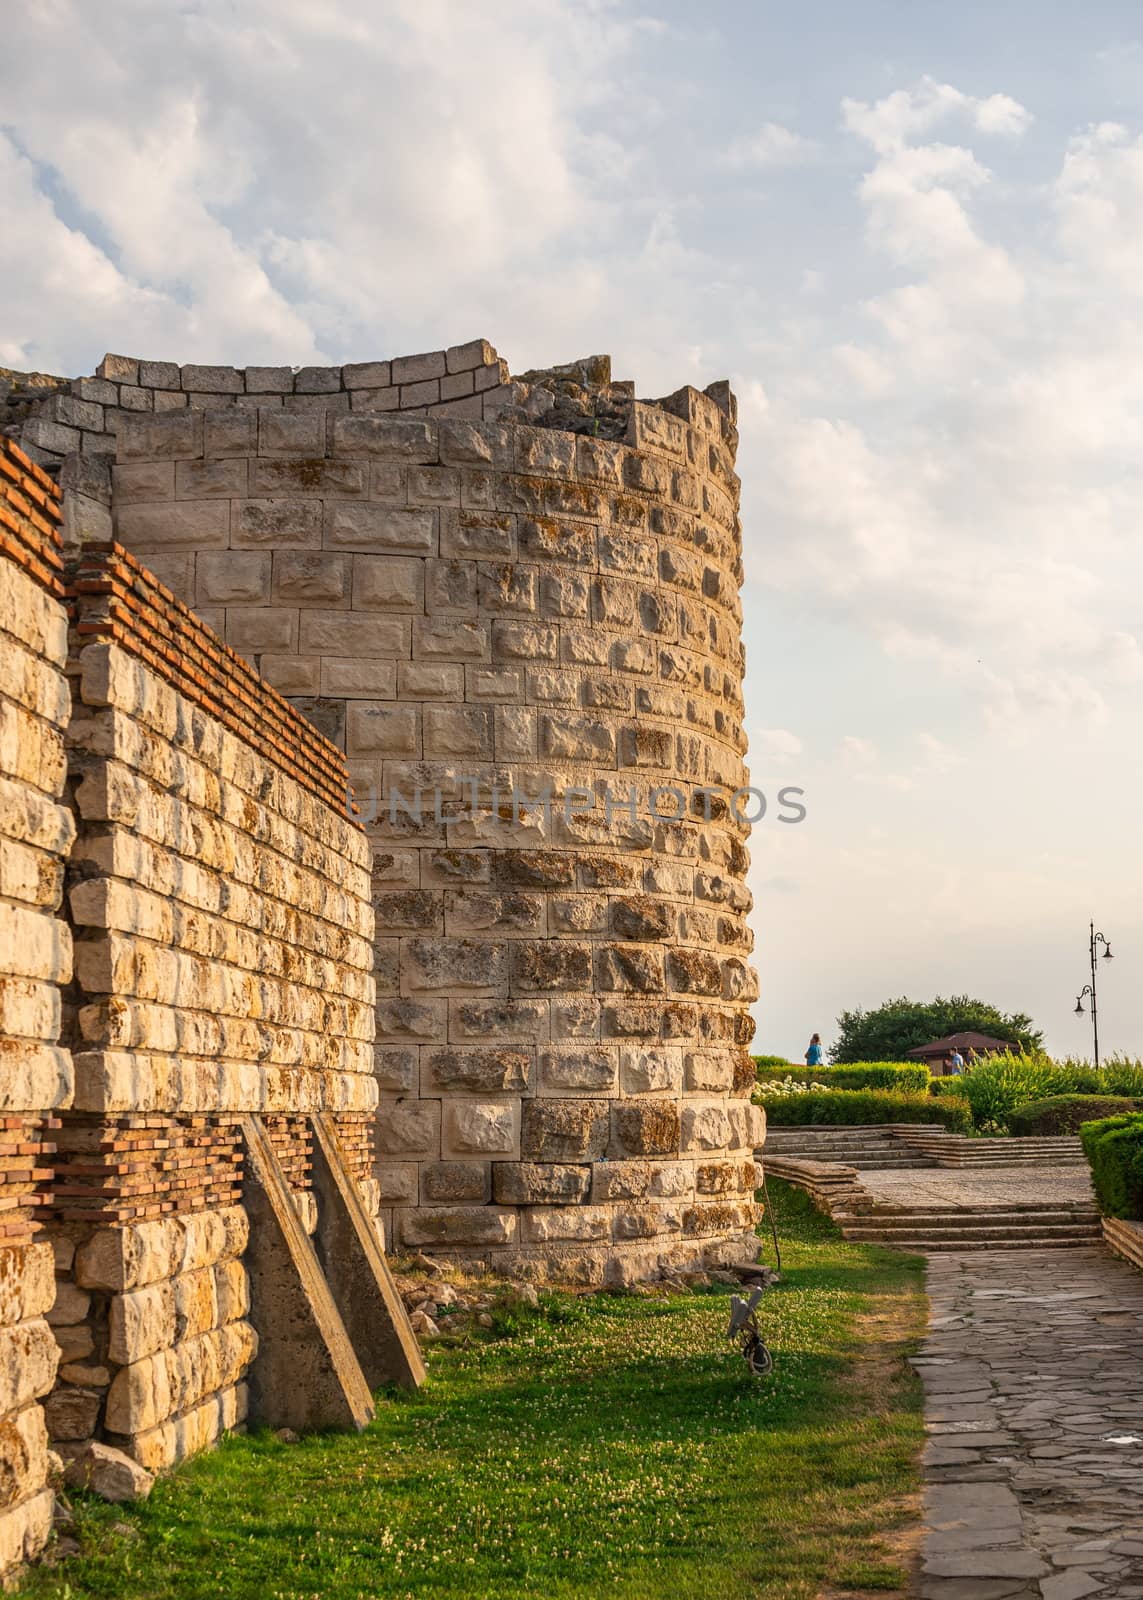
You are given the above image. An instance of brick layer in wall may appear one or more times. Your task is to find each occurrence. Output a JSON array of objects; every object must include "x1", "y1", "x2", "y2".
[{"x1": 51, "y1": 1117, "x2": 244, "y2": 1224}]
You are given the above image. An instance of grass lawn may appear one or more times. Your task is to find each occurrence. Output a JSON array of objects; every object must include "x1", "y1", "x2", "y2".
[{"x1": 22, "y1": 1184, "x2": 926, "y2": 1600}]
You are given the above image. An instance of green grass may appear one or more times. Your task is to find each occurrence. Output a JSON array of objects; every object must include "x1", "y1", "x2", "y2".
[{"x1": 24, "y1": 1187, "x2": 925, "y2": 1600}]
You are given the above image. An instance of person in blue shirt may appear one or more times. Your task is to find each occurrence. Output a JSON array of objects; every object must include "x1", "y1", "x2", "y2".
[{"x1": 805, "y1": 1033, "x2": 824, "y2": 1066}]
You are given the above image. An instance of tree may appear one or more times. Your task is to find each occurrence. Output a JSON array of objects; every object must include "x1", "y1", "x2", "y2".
[{"x1": 830, "y1": 995, "x2": 1043, "y2": 1064}]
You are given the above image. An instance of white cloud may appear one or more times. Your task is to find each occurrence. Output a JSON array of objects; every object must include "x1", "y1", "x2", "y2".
[
  {"x1": 752, "y1": 728, "x2": 804, "y2": 766},
  {"x1": 723, "y1": 122, "x2": 817, "y2": 170},
  {"x1": 841, "y1": 77, "x2": 1032, "y2": 156}
]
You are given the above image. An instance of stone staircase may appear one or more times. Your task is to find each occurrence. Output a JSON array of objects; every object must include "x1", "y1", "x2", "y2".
[
  {"x1": 886, "y1": 1126, "x2": 1086, "y2": 1167},
  {"x1": 761, "y1": 1125, "x2": 938, "y2": 1170},
  {"x1": 761, "y1": 1123, "x2": 1086, "y2": 1169},
  {"x1": 760, "y1": 1123, "x2": 1102, "y2": 1253},
  {"x1": 835, "y1": 1201, "x2": 1103, "y2": 1252}
]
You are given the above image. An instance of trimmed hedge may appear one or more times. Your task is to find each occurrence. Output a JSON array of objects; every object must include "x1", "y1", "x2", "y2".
[
  {"x1": 754, "y1": 1062, "x2": 931, "y2": 1092},
  {"x1": 753, "y1": 1055, "x2": 792, "y2": 1071},
  {"x1": 756, "y1": 1089, "x2": 971, "y2": 1132},
  {"x1": 1009, "y1": 1094, "x2": 1142, "y2": 1136},
  {"x1": 1080, "y1": 1113, "x2": 1143, "y2": 1219}
]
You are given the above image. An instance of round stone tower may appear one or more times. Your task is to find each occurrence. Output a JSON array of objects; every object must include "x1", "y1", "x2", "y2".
[{"x1": 101, "y1": 340, "x2": 763, "y2": 1284}]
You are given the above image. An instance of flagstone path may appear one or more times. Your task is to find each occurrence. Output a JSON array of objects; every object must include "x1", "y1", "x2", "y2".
[{"x1": 915, "y1": 1247, "x2": 1143, "y2": 1599}]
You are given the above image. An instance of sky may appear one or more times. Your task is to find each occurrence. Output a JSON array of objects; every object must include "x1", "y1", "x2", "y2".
[{"x1": 3, "y1": 0, "x2": 1142, "y2": 1061}]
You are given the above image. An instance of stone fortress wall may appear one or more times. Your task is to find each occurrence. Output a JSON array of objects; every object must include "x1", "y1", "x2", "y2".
[
  {"x1": 0, "y1": 436, "x2": 420, "y2": 1580},
  {"x1": 36, "y1": 340, "x2": 765, "y2": 1284},
  {"x1": 0, "y1": 441, "x2": 74, "y2": 1575}
]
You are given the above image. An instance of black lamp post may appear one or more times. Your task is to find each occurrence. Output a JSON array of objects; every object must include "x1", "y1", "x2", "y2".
[{"x1": 1074, "y1": 921, "x2": 1113, "y2": 1068}]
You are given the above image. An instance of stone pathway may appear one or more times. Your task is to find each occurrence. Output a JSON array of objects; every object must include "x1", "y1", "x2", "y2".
[
  {"x1": 862, "y1": 1168, "x2": 1095, "y2": 1210},
  {"x1": 916, "y1": 1247, "x2": 1143, "y2": 1599}
]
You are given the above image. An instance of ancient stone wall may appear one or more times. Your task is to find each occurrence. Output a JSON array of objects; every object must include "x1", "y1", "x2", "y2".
[
  {"x1": 46, "y1": 545, "x2": 377, "y2": 1468},
  {"x1": 0, "y1": 440, "x2": 74, "y2": 1576},
  {"x1": 93, "y1": 347, "x2": 764, "y2": 1284},
  {"x1": 4, "y1": 341, "x2": 508, "y2": 471}
]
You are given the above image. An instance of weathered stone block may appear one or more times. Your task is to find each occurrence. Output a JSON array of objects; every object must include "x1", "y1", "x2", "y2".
[
  {"x1": 611, "y1": 1101, "x2": 681, "y2": 1157},
  {"x1": 421, "y1": 1162, "x2": 490, "y2": 1204},
  {"x1": 398, "y1": 1206, "x2": 516, "y2": 1249},
  {"x1": 425, "y1": 1047, "x2": 529, "y2": 1094},
  {"x1": 520, "y1": 1100, "x2": 609, "y2": 1162},
  {"x1": 493, "y1": 1163, "x2": 590, "y2": 1206},
  {"x1": 442, "y1": 1100, "x2": 520, "y2": 1159}
]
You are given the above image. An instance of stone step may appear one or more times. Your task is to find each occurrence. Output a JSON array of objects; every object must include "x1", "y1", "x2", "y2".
[
  {"x1": 840, "y1": 1208, "x2": 1100, "y2": 1230},
  {"x1": 843, "y1": 1218, "x2": 1100, "y2": 1237},
  {"x1": 863, "y1": 1234, "x2": 1102, "y2": 1252},
  {"x1": 843, "y1": 1219, "x2": 1100, "y2": 1242}
]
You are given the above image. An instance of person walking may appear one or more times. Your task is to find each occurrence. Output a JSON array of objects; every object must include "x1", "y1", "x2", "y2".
[
  {"x1": 949, "y1": 1047, "x2": 965, "y2": 1075},
  {"x1": 805, "y1": 1033, "x2": 824, "y2": 1067}
]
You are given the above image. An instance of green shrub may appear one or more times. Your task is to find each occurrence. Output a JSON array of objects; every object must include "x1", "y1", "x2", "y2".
[
  {"x1": 754, "y1": 1062, "x2": 930, "y2": 1092},
  {"x1": 1009, "y1": 1095, "x2": 1142, "y2": 1136},
  {"x1": 955, "y1": 1051, "x2": 1092, "y2": 1131},
  {"x1": 752, "y1": 1054, "x2": 793, "y2": 1071},
  {"x1": 1102, "y1": 1058, "x2": 1143, "y2": 1097},
  {"x1": 1080, "y1": 1114, "x2": 1143, "y2": 1219},
  {"x1": 756, "y1": 1088, "x2": 970, "y2": 1132},
  {"x1": 930, "y1": 1077, "x2": 971, "y2": 1099}
]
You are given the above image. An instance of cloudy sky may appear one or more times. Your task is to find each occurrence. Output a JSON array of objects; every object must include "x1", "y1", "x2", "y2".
[{"x1": 4, "y1": 0, "x2": 1142, "y2": 1060}]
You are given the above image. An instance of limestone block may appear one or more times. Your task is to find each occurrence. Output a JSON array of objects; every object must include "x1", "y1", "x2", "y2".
[
  {"x1": 64, "y1": 1441, "x2": 154, "y2": 1502},
  {"x1": 0, "y1": 1486, "x2": 53, "y2": 1575},
  {"x1": 423, "y1": 1047, "x2": 529, "y2": 1095},
  {"x1": 347, "y1": 704, "x2": 417, "y2": 756},
  {"x1": 611, "y1": 1101, "x2": 682, "y2": 1157},
  {"x1": 232, "y1": 497, "x2": 322, "y2": 548},
  {"x1": 493, "y1": 1163, "x2": 590, "y2": 1206},
  {"x1": 421, "y1": 1162, "x2": 490, "y2": 1205},
  {"x1": 422, "y1": 707, "x2": 492, "y2": 758},
  {"x1": 116, "y1": 409, "x2": 202, "y2": 458},
  {"x1": 299, "y1": 611, "x2": 410, "y2": 656},
  {"x1": 679, "y1": 1101, "x2": 735, "y2": 1153},
  {"x1": 324, "y1": 503, "x2": 435, "y2": 553},
  {"x1": 373, "y1": 1097, "x2": 440, "y2": 1157},
  {"x1": 253, "y1": 458, "x2": 366, "y2": 496},
  {"x1": 522, "y1": 1206, "x2": 611, "y2": 1244},
  {"x1": 321, "y1": 658, "x2": 397, "y2": 698},
  {"x1": 392, "y1": 351, "x2": 446, "y2": 384},
  {"x1": 397, "y1": 1206, "x2": 516, "y2": 1249},
  {"x1": 42, "y1": 1385, "x2": 101, "y2": 1441},
  {"x1": 195, "y1": 551, "x2": 271, "y2": 604},
  {"x1": 594, "y1": 944, "x2": 665, "y2": 994},
  {"x1": 538, "y1": 1048, "x2": 616, "y2": 1094},
  {"x1": 227, "y1": 608, "x2": 298, "y2": 652},
  {"x1": 449, "y1": 998, "x2": 546, "y2": 1041},
  {"x1": 353, "y1": 555, "x2": 423, "y2": 610},
  {"x1": 511, "y1": 941, "x2": 592, "y2": 993},
  {"x1": 402, "y1": 937, "x2": 504, "y2": 994},
  {"x1": 374, "y1": 1046, "x2": 417, "y2": 1093},
  {"x1": 620, "y1": 1047, "x2": 683, "y2": 1095},
  {"x1": 115, "y1": 499, "x2": 229, "y2": 550},
  {"x1": 375, "y1": 997, "x2": 446, "y2": 1042},
  {"x1": 343, "y1": 361, "x2": 390, "y2": 390},
  {"x1": 0, "y1": 1245, "x2": 55, "y2": 1329},
  {"x1": 520, "y1": 1100, "x2": 609, "y2": 1163},
  {"x1": 0, "y1": 1403, "x2": 48, "y2": 1514},
  {"x1": 441, "y1": 1100, "x2": 520, "y2": 1159},
  {"x1": 125, "y1": 1382, "x2": 247, "y2": 1472},
  {"x1": 399, "y1": 663, "x2": 463, "y2": 700},
  {"x1": 245, "y1": 365, "x2": 293, "y2": 393},
  {"x1": 332, "y1": 416, "x2": 439, "y2": 462},
  {"x1": 414, "y1": 619, "x2": 489, "y2": 660},
  {"x1": 373, "y1": 1161, "x2": 418, "y2": 1204}
]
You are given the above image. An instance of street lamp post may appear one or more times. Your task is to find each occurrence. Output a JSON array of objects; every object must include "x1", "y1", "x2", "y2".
[{"x1": 1074, "y1": 921, "x2": 1113, "y2": 1068}]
